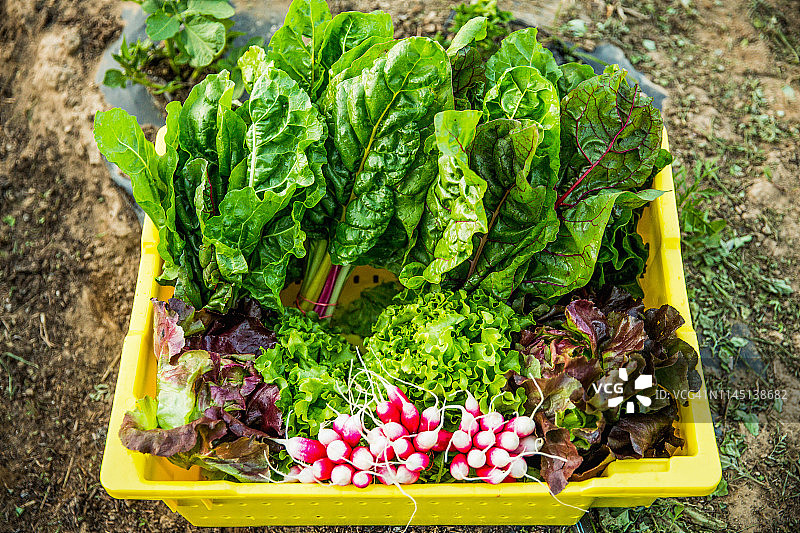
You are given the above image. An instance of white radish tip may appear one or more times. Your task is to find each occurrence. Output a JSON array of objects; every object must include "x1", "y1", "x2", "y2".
[
  {"x1": 460, "y1": 412, "x2": 479, "y2": 435},
  {"x1": 297, "y1": 467, "x2": 316, "y2": 484},
  {"x1": 331, "y1": 464, "x2": 354, "y2": 486},
  {"x1": 451, "y1": 430, "x2": 472, "y2": 452},
  {"x1": 395, "y1": 465, "x2": 419, "y2": 484},
  {"x1": 450, "y1": 454, "x2": 469, "y2": 481},
  {"x1": 352, "y1": 471, "x2": 371, "y2": 488},
  {"x1": 476, "y1": 466, "x2": 505, "y2": 485},
  {"x1": 509, "y1": 457, "x2": 528, "y2": 478},
  {"x1": 465, "y1": 392, "x2": 482, "y2": 416},
  {"x1": 333, "y1": 413, "x2": 350, "y2": 433},
  {"x1": 467, "y1": 448, "x2": 487, "y2": 469},
  {"x1": 414, "y1": 430, "x2": 438, "y2": 452},
  {"x1": 420, "y1": 406, "x2": 441, "y2": 430},
  {"x1": 312, "y1": 458, "x2": 334, "y2": 481},
  {"x1": 392, "y1": 438, "x2": 413, "y2": 460},
  {"x1": 496, "y1": 431, "x2": 520, "y2": 452},
  {"x1": 383, "y1": 421, "x2": 407, "y2": 441},
  {"x1": 351, "y1": 446, "x2": 374, "y2": 471},
  {"x1": 486, "y1": 447, "x2": 510, "y2": 468},
  {"x1": 511, "y1": 415, "x2": 536, "y2": 437},
  {"x1": 318, "y1": 428, "x2": 339, "y2": 446},
  {"x1": 481, "y1": 411, "x2": 505, "y2": 433},
  {"x1": 326, "y1": 439, "x2": 351, "y2": 463},
  {"x1": 405, "y1": 452, "x2": 430, "y2": 473},
  {"x1": 474, "y1": 430, "x2": 495, "y2": 450}
]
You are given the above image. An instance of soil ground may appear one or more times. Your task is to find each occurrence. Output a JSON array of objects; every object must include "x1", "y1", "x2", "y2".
[{"x1": 0, "y1": 0, "x2": 798, "y2": 532}]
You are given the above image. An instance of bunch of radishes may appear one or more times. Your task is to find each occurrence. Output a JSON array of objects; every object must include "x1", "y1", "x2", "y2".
[{"x1": 274, "y1": 382, "x2": 543, "y2": 487}]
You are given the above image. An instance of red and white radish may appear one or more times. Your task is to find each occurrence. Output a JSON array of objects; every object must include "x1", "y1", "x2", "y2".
[
  {"x1": 352, "y1": 470, "x2": 372, "y2": 488},
  {"x1": 392, "y1": 437, "x2": 414, "y2": 460},
  {"x1": 384, "y1": 383, "x2": 411, "y2": 410},
  {"x1": 413, "y1": 430, "x2": 438, "y2": 452},
  {"x1": 476, "y1": 465, "x2": 506, "y2": 485},
  {"x1": 480, "y1": 411, "x2": 505, "y2": 433},
  {"x1": 467, "y1": 448, "x2": 487, "y2": 469},
  {"x1": 404, "y1": 452, "x2": 431, "y2": 473},
  {"x1": 297, "y1": 466, "x2": 317, "y2": 484},
  {"x1": 460, "y1": 412, "x2": 480, "y2": 436},
  {"x1": 400, "y1": 402, "x2": 420, "y2": 433},
  {"x1": 464, "y1": 391, "x2": 482, "y2": 417},
  {"x1": 419, "y1": 406, "x2": 441, "y2": 431},
  {"x1": 331, "y1": 464, "x2": 354, "y2": 486},
  {"x1": 351, "y1": 446, "x2": 374, "y2": 471},
  {"x1": 341, "y1": 414, "x2": 363, "y2": 447},
  {"x1": 496, "y1": 431, "x2": 520, "y2": 452},
  {"x1": 450, "y1": 430, "x2": 473, "y2": 453},
  {"x1": 276, "y1": 437, "x2": 326, "y2": 463},
  {"x1": 371, "y1": 437, "x2": 396, "y2": 461},
  {"x1": 450, "y1": 453, "x2": 469, "y2": 480},
  {"x1": 485, "y1": 447, "x2": 510, "y2": 468},
  {"x1": 318, "y1": 428, "x2": 340, "y2": 446},
  {"x1": 515, "y1": 435, "x2": 543, "y2": 455},
  {"x1": 326, "y1": 439, "x2": 352, "y2": 463},
  {"x1": 508, "y1": 456, "x2": 528, "y2": 479},
  {"x1": 506, "y1": 415, "x2": 536, "y2": 437},
  {"x1": 474, "y1": 430, "x2": 496, "y2": 450},
  {"x1": 312, "y1": 458, "x2": 334, "y2": 481},
  {"x1": 431, "y1": 430, "x2": 453, "y2": 452},
  {"x1": 395, "y1": 465, "x2": 419, "y2": 484},
  {"x1": 382, "y1": 421, "x2": 408, "y2": 441},
  {"x1": 284, "y1": 465, "x2": 302, "y2": 482},
  {"x1": 332, "y1": 413, "x2": 351, "y2": 435},
  {"x1": 375, "y1": 464, "x2": 397, "y2": 485},
  {"x1": 365, "y1": 427, "x2": 384, "y2": 446},
  {"x1": 376, "y1": 400, "x2": 401, "y2": 424}
]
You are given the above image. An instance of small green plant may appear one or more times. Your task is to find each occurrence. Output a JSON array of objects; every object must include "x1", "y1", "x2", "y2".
[
  {"x1": 104, "y1": 0, "x2": 260, "y2": 97},
  {"x1": 450, "y1": 0, "x2": 513, "y2": 58},
  {"x1": 674, "y1": 158, "x2": 727, "y2": 252}
]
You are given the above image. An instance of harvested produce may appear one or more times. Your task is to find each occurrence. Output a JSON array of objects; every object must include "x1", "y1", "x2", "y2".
[{"x1": 97, "y1": 0, "x2": 700, "y2": 501}]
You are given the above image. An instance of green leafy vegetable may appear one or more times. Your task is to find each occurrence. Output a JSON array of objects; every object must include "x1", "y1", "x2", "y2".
[
  {"x1": 485, "y1": 27, "x2": 562, "y2": 89},
  {"x1": 364, "y1": 290, "x2": 529, "y2": 414}
]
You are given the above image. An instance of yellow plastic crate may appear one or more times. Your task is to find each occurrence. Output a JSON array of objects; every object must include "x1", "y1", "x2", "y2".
[{"x1": 100, "y1": 128, "x2": 721, "y2": 526}]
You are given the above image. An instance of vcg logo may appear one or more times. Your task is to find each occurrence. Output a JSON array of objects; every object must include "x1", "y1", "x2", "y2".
[{"x1": 590, "y1": 368, "x2": 654, "y2": 414}]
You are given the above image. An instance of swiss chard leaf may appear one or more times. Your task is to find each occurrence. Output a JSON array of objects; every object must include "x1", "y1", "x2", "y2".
[
  {"x1": 179, "y1": 71, "x2": 235, "y2": 168},
  {"x1": 556, "y1": 62, "x2": 596, "y2": 100},
  {"x1": 462, "y1": 119, "x2": 560, "y2": 299},
  {"x1": 447, "y1": 17, "x2": 488, "y2": 111},
  {"x1": 93, "y1": 108, "x2": 200, "y2": 303},
  {"x1": 485, "y1": 27, "x2": 562, "y2": 90},
  {"x1": 482, "y1": 64, "x2": 561, "y2": 191},
  {"x1": 325, "y1": 37, "x2": 453, "y2": 266},
  {"x1": 400, "y1": 109, "x2": 487, "y2": 288},
  {"x1": 319, "y1": 11, "x2": 394, "y2": 70},
  {"x1": 520, "y1": 189, "x2": 662, "y2": 301},
  {"x1": 555, "y1": 65, "x2": 664, "y2": 208},
  {"x1": 267, "y1": 0, "x2": 332, "y2": 97}
]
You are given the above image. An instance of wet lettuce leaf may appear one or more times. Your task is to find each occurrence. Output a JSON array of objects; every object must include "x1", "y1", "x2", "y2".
[
  {"x1": 120, "y1": 298, "x2": 287, "y2": 482},
  {"x1": 254, "y1": 308, "x2": 354, "y2": 447}
]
